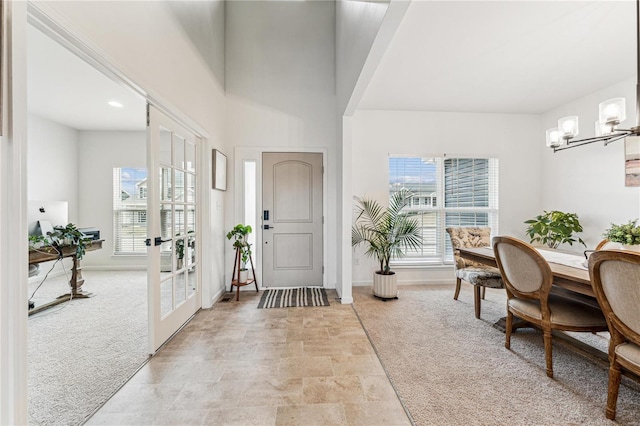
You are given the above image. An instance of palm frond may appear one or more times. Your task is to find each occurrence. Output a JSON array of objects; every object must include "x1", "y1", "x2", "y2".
[{"x1": 351, "y1": 191, "x2": 422, "y2": 273}]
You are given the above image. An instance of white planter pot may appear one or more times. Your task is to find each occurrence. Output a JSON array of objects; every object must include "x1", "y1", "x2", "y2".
[
  {"x1": 239, "y1": 269, "x2": 249, "y2": 284},
  {"x1": 373, "y1": 271, "x2": 398, "y2": 299},
  {"x1": 620, "y1": 244, "x2": 640, "y2": 253}
]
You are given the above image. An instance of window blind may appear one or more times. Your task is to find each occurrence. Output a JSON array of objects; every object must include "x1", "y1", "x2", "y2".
[
  {"x1": 113, "y1": 168, "x2": 148, "y2": 254},
  {"x1": 389, "y1": 157, "x2": 499, "y2": 264}
]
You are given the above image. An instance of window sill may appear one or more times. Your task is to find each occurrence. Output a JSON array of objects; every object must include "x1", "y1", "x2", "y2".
[{"x1": 390, "y1": 261, "x2": 453, "y2": 270}]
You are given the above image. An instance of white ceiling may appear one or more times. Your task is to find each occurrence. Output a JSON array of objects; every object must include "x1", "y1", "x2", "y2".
[
  {"x1": 27, "y1": 25, "x2": 146, "y2": 131},
  {"x1": 358, "y1": 1, "x2": 637, "y2": 114}
]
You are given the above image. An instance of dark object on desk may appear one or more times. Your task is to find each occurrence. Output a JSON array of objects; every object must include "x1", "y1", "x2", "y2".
[
  {"x1": 28, "y1": 239, "x2": 104, "y2": 315},
  {"x1": 78, "y1": 227, "x2": 100, "y2": 240}
]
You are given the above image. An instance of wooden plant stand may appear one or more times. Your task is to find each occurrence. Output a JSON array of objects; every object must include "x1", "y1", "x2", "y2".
[{"x1": 230, "y1": 246, "x2": 258, "y2": 301}]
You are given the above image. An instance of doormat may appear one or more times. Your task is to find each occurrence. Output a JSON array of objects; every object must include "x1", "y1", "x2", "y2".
[{"x1": 257, "y1": 287, "x2": 330, "y2": 309}]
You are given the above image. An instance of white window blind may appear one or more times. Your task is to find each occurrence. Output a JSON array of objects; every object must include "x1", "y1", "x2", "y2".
[
  {"x1": 113, "y1": 168, "x2": 148, "y2": 255},
  {"x1": 389, "y1": 157, "x2": 499, "y2": 264}
]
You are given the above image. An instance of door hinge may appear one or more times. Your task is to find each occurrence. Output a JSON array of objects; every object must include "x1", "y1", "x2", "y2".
[
  {"x1": 146, "y1": 104, "x2": 150, "y2": 127},
  {"x1": 322, "y1": 266, "x2": 324, "y2": 274}
]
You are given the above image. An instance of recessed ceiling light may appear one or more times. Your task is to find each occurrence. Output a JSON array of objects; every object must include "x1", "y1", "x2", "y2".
[{"x1": 108, "y1": 100, "x2": 123, "y2": 108}]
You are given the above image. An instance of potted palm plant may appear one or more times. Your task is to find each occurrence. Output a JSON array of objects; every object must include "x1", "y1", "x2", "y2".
[
  {"x1": 352, "y1": 189, "x2": 422, "y2": 299},
  {"x1": 226, "y1": 224, "x2": 252, "y2": 283}
]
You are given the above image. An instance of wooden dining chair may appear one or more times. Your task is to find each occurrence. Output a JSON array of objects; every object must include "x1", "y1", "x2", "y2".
[
  {"x1": 446, "y1": 227, "x2": 504, "y2": 319},
  {"x1": 492, "y1": 236, "x2": 608, "y2": 378},
  {"x1": 589, "y1": 250, "x2": 640, "y2": 420}
]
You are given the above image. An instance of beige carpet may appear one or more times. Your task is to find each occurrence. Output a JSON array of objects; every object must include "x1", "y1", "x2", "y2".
[
  {"x1": 352, "y1": 285, "x2": 640, "y2": 426},
  {"x1": 28, "y1": 270, "x2": 149, "y2": 426}
]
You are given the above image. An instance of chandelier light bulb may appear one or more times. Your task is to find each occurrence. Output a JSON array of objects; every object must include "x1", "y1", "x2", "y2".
[
  {"x1": 558, "y1": 116, "x2": 579, "y2": 139},
  {"x1": 598, "y1": 97, "x2": 626, "y2": 126},
  {"x1": 546, "y1": 128, "x2": 561, "y2": 148}
]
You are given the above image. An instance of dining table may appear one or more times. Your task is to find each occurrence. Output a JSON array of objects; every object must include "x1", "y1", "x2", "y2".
[{"x1": 457, "y1": 245, "x2": 609, "y2": 359}]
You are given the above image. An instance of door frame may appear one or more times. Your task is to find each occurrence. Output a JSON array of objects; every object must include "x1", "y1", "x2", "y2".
[
  {"x1": 4, "y1": 2, "x2": 216, "y2": 421},
  {"x1": 234, "y1": 147, "x2": 328, "y2": 289}
]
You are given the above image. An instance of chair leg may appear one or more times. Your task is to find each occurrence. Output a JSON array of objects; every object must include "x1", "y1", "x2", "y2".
[
  {"x1": 606, "y1": 362, "x2": 622, "y2": 420},
  {"x1": 453, "y1": 277, "x2": 462, "y2": 300},
  {"x1": 505, "y1": 311, "x2": 513, "y2": 349},
  {"x1": 473, "y1": 286, "x2": 481, "y2": 319},
  {"x1": 543, "y1": 329, "x2": 553, "y2": 378}
]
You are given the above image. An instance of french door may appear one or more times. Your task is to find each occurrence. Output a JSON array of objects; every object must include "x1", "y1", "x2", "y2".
[{"x1": 147, "y1": 105, "x2": 200, "y2": 353}]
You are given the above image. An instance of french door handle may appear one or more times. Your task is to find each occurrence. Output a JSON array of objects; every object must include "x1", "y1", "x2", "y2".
[{"x1": 145, "y1": 237, "x2": 171, "y2": 246}]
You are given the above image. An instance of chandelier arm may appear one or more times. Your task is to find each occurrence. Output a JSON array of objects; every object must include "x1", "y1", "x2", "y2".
[
  {"x1": 553, "y1": 133, "x2": 630, "y2": 152},
  {"x1": 603, "y1": 133, "x2": 632, "y2": 146},
  {"x1": 566, "y1": 131, "x2": 631, "y2": 145}
]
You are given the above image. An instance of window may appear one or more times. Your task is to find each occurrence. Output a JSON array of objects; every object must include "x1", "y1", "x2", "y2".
[
  {"x1": 113, "y1": 168, "x2": 148, "y2": 254},
  {"x1": 389, "y1": 157, "x2": 499, "y2": 264}
]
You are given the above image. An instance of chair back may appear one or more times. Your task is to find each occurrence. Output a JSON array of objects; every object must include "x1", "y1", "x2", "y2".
[
  {"x1": 589, "y1": 250, "x2": 640, "y2": 340},
  {"x1": 446, "y1": 227, "x2": 492, "y2": 270},
  {"x1": 492, "y1": 236, "x2": 553, "y2": 299},
  {"x1": 595, "y1": 239, "x2": 617, "y2": 251}
]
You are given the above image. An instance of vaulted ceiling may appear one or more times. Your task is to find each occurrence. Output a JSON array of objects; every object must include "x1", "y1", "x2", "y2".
[{"x1": 358, "y1": 1, "x2": 636, "y2": 114}]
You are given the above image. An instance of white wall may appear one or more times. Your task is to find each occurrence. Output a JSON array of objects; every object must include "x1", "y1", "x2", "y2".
[
  {"x1": 540, "y1": 77, "x2": 639, "y2": 250},
  {"x1": 27, "y1": 114, "x2": 79, "y2": 277},
  {"x1": 77, "y1": 131, "x2": 146, "y2": 269},
  {"x1": 336, "y1": 0, "x2": 389, "y2": 115},
  {"x1": 225, "y1": 1, "x2": 338, "y2": 289},
  {"x1": 32, "y1": 0, "x2": 228, "y2": 306},
  {"x1": 351, "y1": 109, "x2": 541, "y2": 284},
  {"x1": 27, "y1": 114, "x2": 79, "y2": 222}
]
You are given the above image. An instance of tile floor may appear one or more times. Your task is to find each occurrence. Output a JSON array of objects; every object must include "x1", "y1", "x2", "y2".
[{"x1": 87, "y1": 290, "x2": 411, "y2": 426}]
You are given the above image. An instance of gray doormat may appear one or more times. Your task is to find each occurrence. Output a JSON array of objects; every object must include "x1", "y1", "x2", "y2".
[{"x1": 258, "y1": 287, "x2": 330, "y2": 308}]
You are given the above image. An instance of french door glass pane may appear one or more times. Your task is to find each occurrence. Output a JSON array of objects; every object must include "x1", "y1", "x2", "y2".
[{"x1": 175, "y1": 135, "x2": 185, "y2": 170}]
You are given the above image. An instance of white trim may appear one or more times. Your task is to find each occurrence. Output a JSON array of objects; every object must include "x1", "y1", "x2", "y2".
[
  {"x1": 234, "y1": 147, "x2": 329, "y2": 289},
  {"x1": 1, "y1": 1, "x2": 29, "y2": 423}
]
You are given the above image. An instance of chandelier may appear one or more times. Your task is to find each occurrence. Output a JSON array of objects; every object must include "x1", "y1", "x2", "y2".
[{"x1": 547, "y1": 0, "x2": 640, "y2": 152}]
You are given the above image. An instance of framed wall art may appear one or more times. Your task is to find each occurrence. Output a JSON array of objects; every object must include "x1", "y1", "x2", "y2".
[
  {"x1": 625, "y1": 136, "x2": 640, "y2": 187},
  {"x1": 212, "y1": 149, "x2": 227, "y2": 191}
]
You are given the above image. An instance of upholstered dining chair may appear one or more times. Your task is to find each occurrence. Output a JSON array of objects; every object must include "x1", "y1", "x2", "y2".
[
  {"x1": 492, "y1": 236, "x2": 608, "y2": 378},
  {"x1": 589, "y1": 250, "x2": 640, "y2": 420},
  {"x1": 446, "y1": 227, "x2": 504, "y2": 319}
]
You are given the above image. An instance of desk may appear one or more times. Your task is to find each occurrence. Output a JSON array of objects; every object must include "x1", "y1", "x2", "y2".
[{"x1": 28, "y1": 239, "x2": 104, "y2": 315}]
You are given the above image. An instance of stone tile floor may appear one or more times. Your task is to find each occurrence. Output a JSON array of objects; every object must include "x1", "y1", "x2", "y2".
[{"x1": 86, "y1": 289, "x2": 411, "y2": 425}]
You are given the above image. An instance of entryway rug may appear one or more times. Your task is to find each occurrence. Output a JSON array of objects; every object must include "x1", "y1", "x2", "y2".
[{"x1": 257, "y1": 287, "x2": 330, "y2": 308}]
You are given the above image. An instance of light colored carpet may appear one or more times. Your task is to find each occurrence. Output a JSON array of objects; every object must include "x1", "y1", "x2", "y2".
[
  {"x1": 352, "y1": 284, "x2": 640, "y2": 426},
  {"x1": 28, "y1": 270, "x2": 149, "y2": 426}
]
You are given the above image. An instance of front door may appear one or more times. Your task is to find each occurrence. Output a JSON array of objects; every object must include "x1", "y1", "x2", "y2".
[
  {"x1": 147, "y1": 105, "x2": 200, "y2": 353},
  {"x1": 262, "y1": 152, "x2": 323, "y2": 287}
]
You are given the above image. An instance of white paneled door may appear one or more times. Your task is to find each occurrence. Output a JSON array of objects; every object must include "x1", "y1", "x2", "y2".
[
  {"x1": 147, "y1": 105, "x2": 200, "y2": 353},
  {"x1": 262, "y1": 152, "x2": 323, "y2": 287}
]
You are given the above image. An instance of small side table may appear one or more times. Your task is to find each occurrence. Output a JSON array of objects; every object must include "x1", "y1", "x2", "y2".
[{"x1": 230, "y1": 247, "x2": 259, "y2": 301}]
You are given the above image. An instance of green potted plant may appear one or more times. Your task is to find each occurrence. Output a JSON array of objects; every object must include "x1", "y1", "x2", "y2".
[
  {"x1": 603, "y1": 219, "x2": 640, "y2": 250},
  {"x1": 524, "y1": 210, "x2": 586, "y2": 249},
  {"x1": 226, "y1": 224, "x2": 252, "y2": 283},
  {"x1": 28, "y1": 234, "x2": 50, "y2": 250},
  {"x1": 175, "y1": 230, "x2": 195, "y2": 270},
  {"x1": 351, "y1": 189, "x2": 422, "y2": 299},
  {"x1": 49, "y1": 223, "x2": 92, "y2": 259}
]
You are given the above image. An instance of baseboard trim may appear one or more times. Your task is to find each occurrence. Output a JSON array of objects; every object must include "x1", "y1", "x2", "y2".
[{"x1": 352, "y1": 279, "x2": 455, "y2": 286}]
